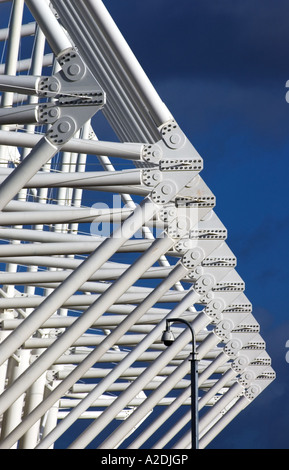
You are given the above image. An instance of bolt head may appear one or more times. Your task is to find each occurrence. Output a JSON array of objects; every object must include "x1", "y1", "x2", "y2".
[
  {"x1": 58, "y1": 121, "x2": 71, "y2": 133},
  {"x1": 213, "y1": 301, "x2": 222, "y2": 310},
  {"x1": 191, "y1": 250, "x2": 200, "y2": 260},
  {"x1": 170, "y1": 134, "x2": 181, "y2": 145},
  {"x1": 202, "y1": 277, "x2": 211, "y2": 286},
  {"x1": 49, "y1": 82, "x2": 59, "y2": 92},
  {"x1": 68, "y1": 64, "x2": 81, "y2": 77},
  {"x1": 152, "y1": 172, "x2": 160, "y2": 181},
  {"x1": 177, "y1": 219, "x2": 187, "y2": 230}
]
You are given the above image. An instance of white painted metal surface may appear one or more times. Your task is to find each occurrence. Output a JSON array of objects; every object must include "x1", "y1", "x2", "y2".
[{"x1": 0, "y1": 0, "x2": 275, "y2": 449}]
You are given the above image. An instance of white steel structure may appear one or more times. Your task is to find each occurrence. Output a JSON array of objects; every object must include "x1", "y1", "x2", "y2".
[{"x1": 0, "y1": 0, "x2": 275, "y2": 449}]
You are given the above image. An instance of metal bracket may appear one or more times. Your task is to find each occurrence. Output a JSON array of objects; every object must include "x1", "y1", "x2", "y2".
[{"x1": 140, "y1": 119, "x2": 203, "y2": 205}]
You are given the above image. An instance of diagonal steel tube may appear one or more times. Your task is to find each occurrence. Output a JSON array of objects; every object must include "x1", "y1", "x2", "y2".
[
  {"x1": 96, "y1": 325, "x2": 221, "y2": 450},
  {"x1": 198, "y1": 395, "x2": 249, "y2": 449},
  {"x1": 37, "y1": 286, "x2": 201, "y2": 449},
  {"x1": 0, "y1": 137, "x2": 59, "y2": 211},
  {"x1": 146, "y1": 365, "x2": 236, "y2": 449},
  {"x1": 0, "y1": 130, "x2": 144, "y2": 159},
  {"x1": 131, "y1": 385, "x2": 192, "y2": 449},
  {"x1": 174, "y1": 381, "x2": 244, "y2": 449},
  {"x1": 0, "y1": 229, "x2": 171, "y2": 418}
]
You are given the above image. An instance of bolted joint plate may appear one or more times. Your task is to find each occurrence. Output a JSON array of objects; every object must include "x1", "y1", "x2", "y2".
[
  {"x1": 232, "y1": 354, "x2": 250, "y2": 373},
  {"x1": 194, "y1": 273, "x2": 216, "y2": 295},
  {"x1": 231, "y1": 349, "x2": 271, "y2": 374},
  {"x1": 141, "y1": 119, "x2": 204, "y2": 205},
  {"x1": 224, "y1": 337, "x2": 243, "y2": 357},
  {"x1": 37, "y1": 76, "x2": 61, "y2": 97},
  {"x1": 46, "y1": 116, "x2": 78, "y2": 146},
  {"x1": 160, "y1": 120, "x2": 186, "y2": 149},
  {"x1": 238, "y1": 369, "x2": 258, "y2": 388},
  {"x1": 244, "y1": 383, "x2": 262, "y2": 401},
  {"x1": 204, "y1": 298, "x2": 226, "y2": 323}
]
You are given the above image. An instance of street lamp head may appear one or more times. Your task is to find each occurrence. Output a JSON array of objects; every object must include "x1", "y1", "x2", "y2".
[{"x1": 161, "y1": 328, "x2": 175, "y2": 347}]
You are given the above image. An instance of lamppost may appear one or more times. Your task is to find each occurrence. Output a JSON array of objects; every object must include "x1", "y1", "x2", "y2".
[{"x1": 161, "y1": 318, "x2": 199, "y2": 449}]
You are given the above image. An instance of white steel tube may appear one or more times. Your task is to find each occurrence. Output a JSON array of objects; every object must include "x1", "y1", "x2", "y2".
[
  {"x1": 0, "y1": 21, "x2": 36, "y2": 41},
  {"x1": 0, "y1": 207, "x2": 139, "y2": 226},
  {"x1": 19, "y1": 370, "x2": 47, "y2": 449},
  {"x1": 150, "y1": 367, "x2": 237, "y2": 449},
  {"x1": 0, "y1": 229, "x2": 170, "y2": 418},
  {"x1": 0, "y1": 198, "x2": 158, "y2": 369},
  {"x1": 0, "y1": 53, "x2": 53, "y2": 74},
  {"x1": 1, "y1": 0, "x2": 24, "y2": 103},
  {"x1": 25, "y1": 0, "x2": 71, "y2": 56},
  {"x1": 0, "y1": 130, "x2": 144, "y2": 159},
  {"x1": 199, "y1": 395, "x2": 249, "y2": 449},
  {"x1": 0, "y1": 137, "x2": 59, "y2": 211},
  {"x1": 51, "y1": 0, "x2": 159, "y2": 142},
  {"x1": 68, "y1": 304, "x2": 206, "y2": 449},
  {"x1": 198, "y1": 382, "x2": 244, "y2": 435},
  {"x1": 0, "y1": 350, "x2": 30, "y2": 443},
  {"x1": 131, "y1": 386, "x2": 191, "y2": 449},
  {"x1": 2, "y1": 312, "x2": 173, "y2": 331},
  {"x1": 0, "y1": 168, "x2": 141, "y2": 186},
  {"x1": 0, "y1": 266, "x2": 172, "y2": 286},
  {"x1": 99, "y1": 358, "x2": 191, "y2": 449},
  {"x1": 0, "y1": 235, "x2": 176, "y2": 448},
  {"x1": 0, "y1": 0, "x2": 24, "y2": 164}
]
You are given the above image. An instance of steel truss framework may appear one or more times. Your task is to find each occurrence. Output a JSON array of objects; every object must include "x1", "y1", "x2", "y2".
[{"x1": 0, "y1": 0, "x2": 275, "y2": 449}]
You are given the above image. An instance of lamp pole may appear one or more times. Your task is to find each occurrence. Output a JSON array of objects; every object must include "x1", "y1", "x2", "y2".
[{"x1": 162, "y1": 318, "x2": 199, "y2": 449}]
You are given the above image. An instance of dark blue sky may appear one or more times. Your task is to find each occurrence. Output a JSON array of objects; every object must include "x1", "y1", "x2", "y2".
[
  {"x1": 103, "y1": 0, "x2": 289, "y2": 449},
  {"x1": 0, "y1": 0, "x2": 288, "y2": 449}
]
